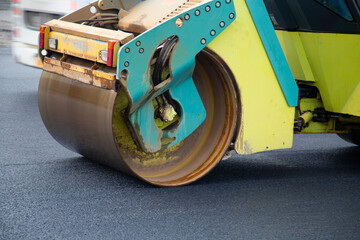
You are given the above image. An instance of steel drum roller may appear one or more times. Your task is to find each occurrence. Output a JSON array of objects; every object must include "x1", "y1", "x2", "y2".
[{"x1": 38, "y1": 50, "x2": 238, "y2": 186}]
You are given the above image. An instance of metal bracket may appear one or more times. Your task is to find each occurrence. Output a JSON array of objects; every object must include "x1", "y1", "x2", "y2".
[{"x1": 117, "y1": 0, "x2": 236, "y2": 153}]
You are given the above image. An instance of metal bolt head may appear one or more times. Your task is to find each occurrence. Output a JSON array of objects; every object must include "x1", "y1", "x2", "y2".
[
  {"x1": 124, "y1": 61, "x2": 129, "y2": 67},
  {"x1": 139, "y1": 48, "x2": 144, "y2": 54},
  {"x1": 205, "y1": 5, "x2": 211, "y2": 12},
  {"x1": 210, "y1": 30, "x2": 216, "y2": 36},
  {"x1": 195, "y1": 9, "x2": 200, "y2": 16},
  {"x1": 225, "y1": 0, "x2": 231, "y2": 3},
  {"x1": 176, "y1": 17, "x2": 184, "y2": 28},
  {"x1": 125, "y1": 47, "x2": 130, "y2": 53},
  {"x1": 215, "y1": 1, "x2": 221, "y2": 8},
  {"x1": 219, "y1": 21, "x2": 225, "y2": 28},
  {"x1": 136, "y1": 41, "x2": 141, "y2": 46},
  {"x1": 184, "y1": 13, "x2": 190, "y2": 20},
  {"x1": 229, "y1": 13, "x2": 235, "y2": 19},
  {"x1": 200, "y1": 38, "x2": 206, "y2": 45},
  {"x1": 159, "y1": 104, "x2": 177, "y2": 122}
]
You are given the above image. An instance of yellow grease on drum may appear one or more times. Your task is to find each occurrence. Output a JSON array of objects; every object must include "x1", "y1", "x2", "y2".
[
  {"x1": 112, "y1": 89, "x2": 180, "y2": 168},
  {"x1": 141, "y1": 66, "x2": 215, "y2": 178}
]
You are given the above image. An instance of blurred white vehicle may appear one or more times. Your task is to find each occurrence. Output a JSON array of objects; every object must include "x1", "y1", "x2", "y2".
[{"x1": 12, "y1": 0, "x2": 89, "y2": 68}]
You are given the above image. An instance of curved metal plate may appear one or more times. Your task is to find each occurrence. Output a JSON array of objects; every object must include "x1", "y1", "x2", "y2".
[
  {"x1": 117, "y1": 0, "x2": 236, "y2": 152},
  {"x1": 246, "y1": 0, "x2": 299, "y2": 106}
]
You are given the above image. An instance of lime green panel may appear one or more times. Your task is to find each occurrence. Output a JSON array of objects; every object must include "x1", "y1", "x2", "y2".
[
  {"x1": 208, "y1": 0, "x2": 295, "y2": 154},
  {"x1": 277, "y1": 31, "x2": 360, "y2": 117},
  {"x1": 276, "y1": 32, "x2": 315, "y2": 82},
  {"x1": 245, "y1": 0, "x2": 298, "y2": 106}
]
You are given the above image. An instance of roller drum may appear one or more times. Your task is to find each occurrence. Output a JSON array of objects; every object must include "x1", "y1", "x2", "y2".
[
  {"x1": 38, "y1": 72, "x2": 131, "y2": 173},
  {"x1": 38, "y1": 51, "x2": 238, "y2": 186}
]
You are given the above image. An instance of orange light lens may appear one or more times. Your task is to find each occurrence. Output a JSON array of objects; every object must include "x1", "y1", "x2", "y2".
[
  {"x1": 107, "y1": 40, "x2": 117, "y2": 67},
  {"x1": 39, "y1": 26, "x2": 47, "y2": 49}
]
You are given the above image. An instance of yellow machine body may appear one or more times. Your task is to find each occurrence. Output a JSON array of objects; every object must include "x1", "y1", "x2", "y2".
[
  {"x1": 208, "y1": 1, "x2": 295, "y2": 154},
  {"x1": 277, "y1": 31, "x2": 360, "y2": 117},
  {"x1": 36, "y1": 0, "x2": 360, "y2": 185}
]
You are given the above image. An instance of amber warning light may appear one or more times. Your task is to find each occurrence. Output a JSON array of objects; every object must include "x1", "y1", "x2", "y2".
[
  {"x1": 107, "y1": 40, "x2": 117, "y2": 67},
  {"x1": 39, "y1": 26, "x2": 46, "y2": 49}
]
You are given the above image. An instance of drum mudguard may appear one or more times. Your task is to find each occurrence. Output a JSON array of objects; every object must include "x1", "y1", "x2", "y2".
[
  {"x1": 207, "y1": 0, "x2": 297, "y2": 154},
  {"x1": 246, "y1": 0, "x2": 298, "y2": 107},
  {"x1": 116, "y1": 0, "x2": 236, "y2": 153}
]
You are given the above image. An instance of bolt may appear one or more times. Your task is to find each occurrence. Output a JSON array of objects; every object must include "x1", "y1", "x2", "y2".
[
  {"x1": 205, "y1": 5, "x2": 211, "y2": 12},
  {"x1": 210, "y1": 29, "x2": 216, "y2": 36},
  {"x1": 219, "y1": 21, "x2": 225, "y2": 28},
  {"x1": 139, "y1": 48, "x2": 144, "y2": 54},
  {"x1": 200, "y1": 38, "x2": 206, "y2": 45},
  {"x1": 136, "y1": 41, "x2": 141, "y2": 46},
  {"x1": 215, "y1": 1, "x2": 221, "y2": 8},
  {"x1": 159, "y1": 104, "x2": 177, "y2": 122},
  {"x1": 184, "y1": 13, "x2": 190, "y2": 20},
  {"x1": 124, "y1": 61, "x2": 129, "y2": 67},
  {"x1": 125, "y1": 47, "x2": 130, "y2": 53},
  {"x1": 195, "y1": 9, "x2": 200, "y2": 16},
  {"x1": 225, "y1": 0, "x2": 231, "y2": 3},
  {"x1": 229, "y1": 13, "x2": 235, "y2": 19},
  {"x1": 176, "y1": 17, "x2": 184, "y2": 28}
]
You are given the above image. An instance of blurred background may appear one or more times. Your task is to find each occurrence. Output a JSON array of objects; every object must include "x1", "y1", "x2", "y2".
[
  {"x1": 0, "y1": 0, "x2": 11, "y2": 47},
  {"x1": 0, "y1": 0, "x2": 88, "y2": 67},
  {"x1": 0, "y1": 0, "x2": 11, "y2": 9}
]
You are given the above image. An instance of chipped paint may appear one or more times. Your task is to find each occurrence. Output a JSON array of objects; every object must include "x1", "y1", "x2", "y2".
[
  {"x1": 48, "y1": 31, "x2": 109, "y2": 64},
  {"x1": 43, "y1": 57, "x2": 116, "y2": 90}
]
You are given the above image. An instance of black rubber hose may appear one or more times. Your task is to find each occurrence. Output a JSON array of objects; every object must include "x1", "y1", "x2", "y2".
[{"x1": 152, "y1": 36, "x2": 178, "y2": 86}]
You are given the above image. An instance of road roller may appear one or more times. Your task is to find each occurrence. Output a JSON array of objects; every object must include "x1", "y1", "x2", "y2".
[{"x1": 37, "y1": 0, "x2": 360, "y2": 186}]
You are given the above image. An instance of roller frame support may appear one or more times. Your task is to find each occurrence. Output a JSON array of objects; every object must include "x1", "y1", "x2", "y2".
[
  {"x1": 116, "y1": 0, "x2": 236, "y2": 153},
  {"x1": 207, "y1": 0, "x2": 298, "y2": 154}
]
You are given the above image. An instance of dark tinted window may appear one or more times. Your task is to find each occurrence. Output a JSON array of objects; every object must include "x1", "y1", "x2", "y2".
[
  {"x1": 263, "y1": 0, "x2": 360, "y2": 34},
  {"x1": 263, "y1": 0, "x2": 298, "y2": 30},
  {"x1": 315, "y1": 0, "x2": 353, "y2": 21}
]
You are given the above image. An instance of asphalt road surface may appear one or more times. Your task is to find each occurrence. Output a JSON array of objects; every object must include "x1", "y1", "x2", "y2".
[{"x1": 1, "y1": 46, "x2": 360, "y2": 240}]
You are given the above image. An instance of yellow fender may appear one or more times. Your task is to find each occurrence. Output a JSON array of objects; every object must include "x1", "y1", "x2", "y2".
[{"x1": 207, "y1": 0, "x2": 296, "y2": 154}]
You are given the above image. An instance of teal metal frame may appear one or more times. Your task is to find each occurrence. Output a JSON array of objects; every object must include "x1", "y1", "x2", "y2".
[
  {"x1": 246, "y1": 0, "x2": 299, "y2": 107},
  {"x1": 117, "y1": 0, "x2": 236, "y2": 152}
]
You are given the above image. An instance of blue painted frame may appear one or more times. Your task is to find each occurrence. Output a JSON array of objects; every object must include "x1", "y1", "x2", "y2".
[
  {"x1": 246, "y1": 0, "x2": 299, "y2": 107},
  {"x1": 117, "y1": 0, "x2": 236, "y2": 152}
]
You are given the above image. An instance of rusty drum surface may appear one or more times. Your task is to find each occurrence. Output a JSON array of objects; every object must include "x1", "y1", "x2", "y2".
[{"x1": 38, "y1": 50, "x2": 238, "y2": 186}]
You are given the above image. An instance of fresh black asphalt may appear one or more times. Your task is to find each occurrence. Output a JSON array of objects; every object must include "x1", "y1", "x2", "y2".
[{"x1": 1, "y1": 47, "x2": 360, "y2": 240}]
